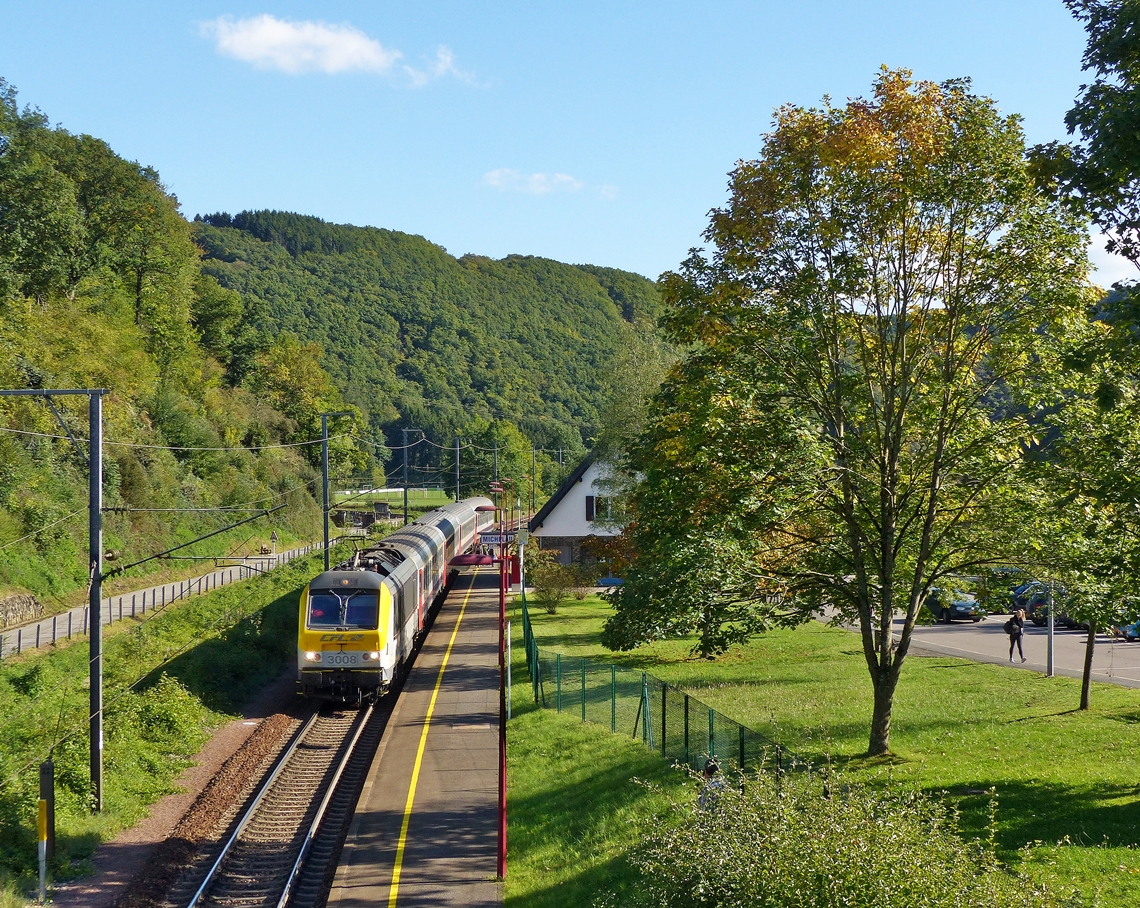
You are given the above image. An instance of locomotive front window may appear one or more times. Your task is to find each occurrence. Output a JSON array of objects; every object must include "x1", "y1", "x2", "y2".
[
  {"x1": 343, "y1": 592, "x2": 379, "y2": 629},
  {"x1": 307, "y1": 590, "x2": 379, "y2": 629}
]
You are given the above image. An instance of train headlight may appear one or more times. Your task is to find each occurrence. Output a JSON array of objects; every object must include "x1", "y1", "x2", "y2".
[
  {"x1": 304, "y1": 651, "x2": 322, "y2": 662},
  {"x1": 370, "y1": 651, "x2": 381, "y2": 660}
]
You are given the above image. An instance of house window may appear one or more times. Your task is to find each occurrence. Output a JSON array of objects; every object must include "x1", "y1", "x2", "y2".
[{"x1": 585, "y1": 495, "x2": 595, "y2": 522}]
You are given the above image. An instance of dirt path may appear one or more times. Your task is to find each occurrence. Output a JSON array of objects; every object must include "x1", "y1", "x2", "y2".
[{"x1": 52, "y1": 669, "x2": 301, "y2": 908}]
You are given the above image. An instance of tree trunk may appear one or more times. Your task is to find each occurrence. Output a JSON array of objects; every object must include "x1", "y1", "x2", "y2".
[
  {"x1": 1080, "y1": 618, "x2": 1097, "y2": 711},
  {"x1": 135, "y1": 266, "x2": 144, "y2": 325},
  {"x1": 868, "y1": 671, "x2": 895, "y2": 755}
]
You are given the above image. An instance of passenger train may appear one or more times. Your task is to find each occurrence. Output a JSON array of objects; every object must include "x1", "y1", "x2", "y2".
[{"x1": 297, "y1": 496, "x2": 495, "y2": 702}]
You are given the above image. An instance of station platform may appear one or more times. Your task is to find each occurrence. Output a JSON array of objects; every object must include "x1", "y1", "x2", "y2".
[{"x1": 327, "y1": 568, "x2": 503, "y2": 908}]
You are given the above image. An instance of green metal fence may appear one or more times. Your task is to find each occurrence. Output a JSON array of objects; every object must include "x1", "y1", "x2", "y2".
[{"x1": 519, "y1": 594, "x2": 798, "y2": 775}]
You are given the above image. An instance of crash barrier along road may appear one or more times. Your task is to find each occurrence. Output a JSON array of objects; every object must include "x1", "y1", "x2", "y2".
[{"x1": 0, "y1": 542, "x2": 324, "y2": 659}]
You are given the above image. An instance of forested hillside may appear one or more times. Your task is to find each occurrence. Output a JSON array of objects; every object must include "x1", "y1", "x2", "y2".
[
  {"x1": 0, "y1": 81, "x2": 357, "y2": 604},
  {"x1": 193, "y1": 210, "x2": 661, "y2": 460},
  {"x1": 0, "y1": 78, "x2": 659, "y2": 605}
]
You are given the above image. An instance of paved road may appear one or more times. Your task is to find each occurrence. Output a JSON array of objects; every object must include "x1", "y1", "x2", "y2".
[
  {"x1": 897, "y1": 615, "x2": 1140, "y2": 688},
  {"x1": 328, "y1": 568, "x2": 502, "y2": 908},
  {"x1": 0, "y1": 543, "x2": 320, "y2": 659}
]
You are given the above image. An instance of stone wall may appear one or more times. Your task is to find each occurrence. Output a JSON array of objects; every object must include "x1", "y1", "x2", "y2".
[{"x1": 0, "y1": 592, "x2": 44, "y2": 630}]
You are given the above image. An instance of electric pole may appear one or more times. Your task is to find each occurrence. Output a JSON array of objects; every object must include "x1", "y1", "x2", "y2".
[
  {"x1": 0, "y1": 388, "x2": 107, "y2": 810},
  {"x1": 320, "y1": 411, "x2": 352, "y2": 571},
  {"x1": 402, "y1": 428, "x2": 422, "y2": 525}
]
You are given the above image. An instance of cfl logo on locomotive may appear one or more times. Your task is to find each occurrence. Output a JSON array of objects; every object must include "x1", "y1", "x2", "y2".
[{"x1": 320, "y1": 633, "x2": 365, "y2": 642}]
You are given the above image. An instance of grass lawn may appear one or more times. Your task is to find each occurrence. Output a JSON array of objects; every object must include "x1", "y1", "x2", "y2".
[{"x1": 508, "y1": 596, "x2": 1140, "y2": 907}]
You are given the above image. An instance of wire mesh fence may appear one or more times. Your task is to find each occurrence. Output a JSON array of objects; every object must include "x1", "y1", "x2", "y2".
[{"x1": 520, "y1": 593, "x2": 801, "y2": 775}]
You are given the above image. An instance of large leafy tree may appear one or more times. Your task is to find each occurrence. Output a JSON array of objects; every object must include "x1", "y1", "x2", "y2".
[
  {"x1": 1029, "y1": 290, "x2": 1140, "y2": 709},
  {"x1": 1035, "y1": 1, "x2": 1140, "y2": 268},
  {"x1": 617, "y1": 70, "x2": 1089, "y2": 755}
]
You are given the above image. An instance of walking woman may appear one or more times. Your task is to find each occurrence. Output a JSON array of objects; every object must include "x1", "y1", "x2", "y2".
[{"x1": 1007, "y1": 608, "x2": 1026, "y2": 663}]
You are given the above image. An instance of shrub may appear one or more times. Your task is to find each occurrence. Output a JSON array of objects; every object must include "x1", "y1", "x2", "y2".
[
  {"x1": 570, "y1": 563, "x2": 596, "y2": 600},
  {"x1": 616, "y1": 769, "x2": 1059, "y2": 908},
  {"x1": 530, "y1": 561, "x2": 575, "y2": 615}
]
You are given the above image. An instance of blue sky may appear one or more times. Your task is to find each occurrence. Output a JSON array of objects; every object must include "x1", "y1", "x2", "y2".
[{"x1": 0, "y1": 1, "x2": 1130, "y2": 282}]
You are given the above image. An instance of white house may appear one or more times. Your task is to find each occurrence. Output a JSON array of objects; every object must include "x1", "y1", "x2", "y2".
[{"x1": 527, "y1": 453, "x2": 621, "y2": 565}]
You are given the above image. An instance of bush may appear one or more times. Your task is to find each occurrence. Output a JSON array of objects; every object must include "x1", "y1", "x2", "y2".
[
  {"x1": 569, "y1": 563, "x2": 597, "y2": 600},
  {"x1": 616, "y1": 770, "x2": 1059, "y2": 908},
  {"x1": 530, "y1": 560, "x2": 575, "y2": 615}
]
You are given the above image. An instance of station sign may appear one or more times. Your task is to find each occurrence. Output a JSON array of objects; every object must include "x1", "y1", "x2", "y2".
[{"x1": 479, "y1": 533, "x2": 516, "y2": 545}]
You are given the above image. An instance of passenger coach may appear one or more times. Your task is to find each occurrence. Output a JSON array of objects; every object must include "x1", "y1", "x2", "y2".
[{"x1": 297, "y1": 496, "x2": 494, "y2": 702}]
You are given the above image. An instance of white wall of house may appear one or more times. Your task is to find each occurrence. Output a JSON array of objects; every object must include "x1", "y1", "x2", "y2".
[{"x1": 532, "y1": 461, "x2": 619, "y2": 539}]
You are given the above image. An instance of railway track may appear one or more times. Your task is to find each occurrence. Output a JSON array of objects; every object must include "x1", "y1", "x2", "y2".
[{"x1": 182, "y1": 702, "x2": 388, "y2": 908}]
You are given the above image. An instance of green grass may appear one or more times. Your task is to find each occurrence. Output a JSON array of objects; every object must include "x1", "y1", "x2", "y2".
[
  {"x1": 0, "y1": 543, "x2": 351, "y2": 904},
  {"x1": 332, "y1": 488, "x2": 453, "y2": 509},
  {"x1": 509, "y1": 596, "x2": 1140, "y2": 907},
  {"x1": 507, "y1": 685, "x2": 687, "y2": 906}
]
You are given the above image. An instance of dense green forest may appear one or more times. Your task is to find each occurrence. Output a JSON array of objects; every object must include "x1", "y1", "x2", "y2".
[
  {"x1": 193, "y1": 210, "x2": 661, "y2": 490},
  {"x1": 0, "y1": 78, "x2": 659, "y2": 605},
  {"x1": 0, "y1": 79, "x2": 356, "y2": 604}
]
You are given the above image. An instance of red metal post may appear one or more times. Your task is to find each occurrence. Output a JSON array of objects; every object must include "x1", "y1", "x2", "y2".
[{"x1": 497, "y1": 499, "x2": 508, "y2": 879}]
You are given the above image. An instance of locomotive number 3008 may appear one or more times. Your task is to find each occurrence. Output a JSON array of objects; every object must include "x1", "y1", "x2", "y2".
[{"x1": 323, "y1": 652, "x2": 361, "y2": 667}]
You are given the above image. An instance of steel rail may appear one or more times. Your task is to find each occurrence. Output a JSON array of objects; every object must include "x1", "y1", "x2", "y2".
[
  {"x1": 186, "y1": 710, "x2": 319, "y2": 908},
  {"x1": 275, "y1": 702, "x2": 375, "y2": 908}
]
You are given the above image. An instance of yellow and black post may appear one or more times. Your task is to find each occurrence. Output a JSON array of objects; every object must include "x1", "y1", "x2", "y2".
[
  {"x1": 39, "y1": 759, "x2": 54, "y2": 863},
  {"x1": 37, "y1": 796, "x2": 47, "y2": 902}
]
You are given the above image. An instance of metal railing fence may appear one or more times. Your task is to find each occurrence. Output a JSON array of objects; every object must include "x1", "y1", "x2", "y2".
[
  {"x1": 519, "y1": 593, "x2": 800, "y2": 775},
  {"x1": 0, "y1": 542, "x2": 323, "y2": 660}
]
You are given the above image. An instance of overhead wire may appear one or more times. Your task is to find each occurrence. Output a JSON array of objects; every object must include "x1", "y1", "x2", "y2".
[
  {"x1": 0, "y1": 507, "x2": 88, "y2": 551},
  {"x1": 0, "y1": 424, "x2": 349, "y2": 451}
]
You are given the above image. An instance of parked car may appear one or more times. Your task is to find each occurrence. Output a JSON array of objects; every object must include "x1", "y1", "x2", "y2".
[
  {"x1": 973, "y1": 567, "x2": 1029, "y2": 615},
  {"x1": 1012, "y1": 581, "x2": 1086, "y2": 629},
  {"x1": 1114, "y1": 620, "x2": 1140, "y2": 642},
  {"x1": 927, "y1": 588, "x2": 987, "y2": 624}
]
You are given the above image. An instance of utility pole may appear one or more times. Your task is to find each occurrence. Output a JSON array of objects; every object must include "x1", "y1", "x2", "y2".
[
  {"x1": 0, "y1": 388, "x2": 107, "y2": 810},
  {"x1": 455, "y1": 436, "x2": 461, "y2": 502},
  {"x1": 402, "y1": 428, "x2": 422, "y2": 525},
  {"x1": 403, "y1": 428, "x2": 409, "y2": 525},
  {"x1": 320, "y1": 411, "x2": 352, "y2": 571},
  {"x1": 531, "y1": 447, "x2": 536, "y2": 518},
  {"x1": 88, "y1": 392, "x2": 104, "y2": 810},
  {"x1": 493, "y1": 441, "x2": 498, "y2": 482}
]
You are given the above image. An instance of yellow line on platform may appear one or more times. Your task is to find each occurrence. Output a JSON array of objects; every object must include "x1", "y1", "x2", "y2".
[{"x1": 386, "y1": 569, "x2": 478, "y2": 907}]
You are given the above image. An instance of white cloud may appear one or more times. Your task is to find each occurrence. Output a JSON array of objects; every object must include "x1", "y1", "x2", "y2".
[
  {"x1": 1089, "y1": 230, "x2": 1138, "y2": 288},
  {"x1": 482, "y1": 169, "x2": 586, "y2": 195},
  {"x1": 201, "y1": 14, "x2": 401, "y2": 74},
  {"x1": 405, "y1": 46, "x2": 474, "y2": 87}
]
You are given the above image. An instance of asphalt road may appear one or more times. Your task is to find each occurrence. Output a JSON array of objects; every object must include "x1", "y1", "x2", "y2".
[{"x1": 896, "y1": 614, "x2": 1140, "y2": 688}]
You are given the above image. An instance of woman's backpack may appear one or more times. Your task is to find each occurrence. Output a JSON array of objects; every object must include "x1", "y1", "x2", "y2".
[{"x1": 1003, "y1": 617, "x2": 1015, "y2": 635}]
